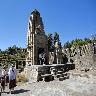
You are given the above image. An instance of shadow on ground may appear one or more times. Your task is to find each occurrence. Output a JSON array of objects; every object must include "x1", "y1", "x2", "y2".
[{"x1": 11, "y1": 89, "x2": 30, "y2": 94}]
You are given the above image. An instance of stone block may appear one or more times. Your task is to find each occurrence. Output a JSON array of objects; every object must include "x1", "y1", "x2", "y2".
[{"x1": 59, "y1": 77, "x2": 64, "y2": 81}]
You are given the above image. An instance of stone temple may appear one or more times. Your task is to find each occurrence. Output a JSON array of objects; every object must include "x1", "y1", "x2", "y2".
[
  {"x1": 26, "y1": 9, "x2": 48, "y2": 66},
  {"x1": 24, "y1": 9, "x2": 74, "y2": 82}
]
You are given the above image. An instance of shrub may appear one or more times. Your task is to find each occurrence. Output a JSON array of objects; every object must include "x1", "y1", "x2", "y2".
[{"x1": 16, "y1": 73, "x2": 28, "y2": 83}]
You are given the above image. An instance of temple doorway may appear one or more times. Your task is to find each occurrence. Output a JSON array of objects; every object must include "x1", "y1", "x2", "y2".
[{"x1": 38, "y1": 48, "x2": 45, "y2": 65}]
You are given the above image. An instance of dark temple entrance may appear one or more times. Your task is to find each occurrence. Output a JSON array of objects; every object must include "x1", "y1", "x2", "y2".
[{"x1": 38, "y1": 48, "x2": 46, "y2": 65}]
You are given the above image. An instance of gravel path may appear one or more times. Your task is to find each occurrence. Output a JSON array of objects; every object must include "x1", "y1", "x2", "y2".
[{"x1": 1, "y1": 78, "x2": 96, "y2": 96}]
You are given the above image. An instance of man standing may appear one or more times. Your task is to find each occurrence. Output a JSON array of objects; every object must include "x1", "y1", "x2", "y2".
[{"x1": 8, "y1": 64, "x2": 16, "y2": 94}]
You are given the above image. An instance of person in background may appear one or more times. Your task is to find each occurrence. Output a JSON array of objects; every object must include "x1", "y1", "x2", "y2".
[
  {"x1": 1, "y1": 66, "x2": 7, "y2": 93},
  {"x1": 8, "y1": 64, "x2": 16, "y2": 94}
]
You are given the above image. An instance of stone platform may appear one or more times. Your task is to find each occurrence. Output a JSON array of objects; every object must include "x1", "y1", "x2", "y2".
[{"x1": 24, "y1": 64, "x2": 75, "y2": 82}]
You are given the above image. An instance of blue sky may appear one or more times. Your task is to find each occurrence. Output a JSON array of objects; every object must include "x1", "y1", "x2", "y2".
[{"x1": 0, "y1": 0, "x2": 96, "y2": 50}]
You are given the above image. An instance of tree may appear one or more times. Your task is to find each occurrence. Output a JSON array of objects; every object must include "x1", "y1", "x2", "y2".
[
  {"x1": 70, "y1": 38, "x2": 85, "y2": 46},
  {"x1": 91, "y1": 34, "x2": 96, "y2": 41},
  {"x1": 47, "y1": 33, "x2": 54, "y2": 51},
  {"x1": 54, "y1": 32, "x2": 60, "y2": 45},
  {"x1": 0, "y1": 45, "x2": 26, "y2": 66},
  {"x1": 84, "y1": 38, "x2": 92, "y2": 43},
  {"x1": 64, "y1": 41, "x2": 71, "y2": 48},
  {"x1": 54, "y1": 32, "x2": 62, "y2": 49}
]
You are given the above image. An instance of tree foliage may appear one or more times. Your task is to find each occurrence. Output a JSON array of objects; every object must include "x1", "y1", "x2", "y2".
[
  {"x1": 54, "y1": 32, "x2": 62, "y2": 49},
  {"x1": 47, "y1": 33, "x2": 54, "y2": 51},
  {"x1": 47, "y1": 32, "x2": 62, "y2": 51},
  {"x1": 0, "y1": 45, "x2": 26, "y2": 66},
  {"x1": 91, "y1": 34, "x2": 96, "y2": 41},
  {"x1": 64, "y1": 37, "x2": 92, "y2": 49},
  {"x1": 54, "y1": 32, "x2": 60, "y2": 44},
  {"x1": 64, "y1": 41, "x2": 71, "y2": 48}
]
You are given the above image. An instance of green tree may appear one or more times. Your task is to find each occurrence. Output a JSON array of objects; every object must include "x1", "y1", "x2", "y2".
[
  {"x1": 54, "y1": 32, "x2": 62, "y2": 49},
  {"x1": 64, "y1": 41, "x2": 71, "y2": 48},
  {"x1": 91, "y1": 34, "x2": 96, "y2": 41},
  {"x1": 54, "y1": 32, "x2": 60, "y2": 44},
  {"x1": 0, "y1": 45, "x2": 26, "y2": 66},
  {"x1": 47, "y1": 33, "x2": 54, "y2": 51},
  {"x1": 71, "y1": 38, "x2": 84, "y2": 46},
  {"x1": 84, "y1": 38, "x2": 92, "y2": 43}
]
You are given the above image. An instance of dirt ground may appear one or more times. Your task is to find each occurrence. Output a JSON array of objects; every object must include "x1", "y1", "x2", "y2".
[{"x1": 1, "y1": 70, "x2": 96, "y2": 96}]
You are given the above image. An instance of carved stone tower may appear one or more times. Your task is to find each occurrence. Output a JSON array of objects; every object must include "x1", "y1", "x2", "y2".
[{"x1": 26, "y1": 9, "x2": 48, "y2": 66}]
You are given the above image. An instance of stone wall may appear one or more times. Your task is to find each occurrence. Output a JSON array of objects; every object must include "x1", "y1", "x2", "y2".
[
  {"x1": 24, "y1": 65, "x2": 52, "y2": 82},
  {"x1": 63, "y1": 43, "x2": 96, "y2": 71},
  {"x1": 24, "y1": 66, "x2": 39, "y2": 82}
]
